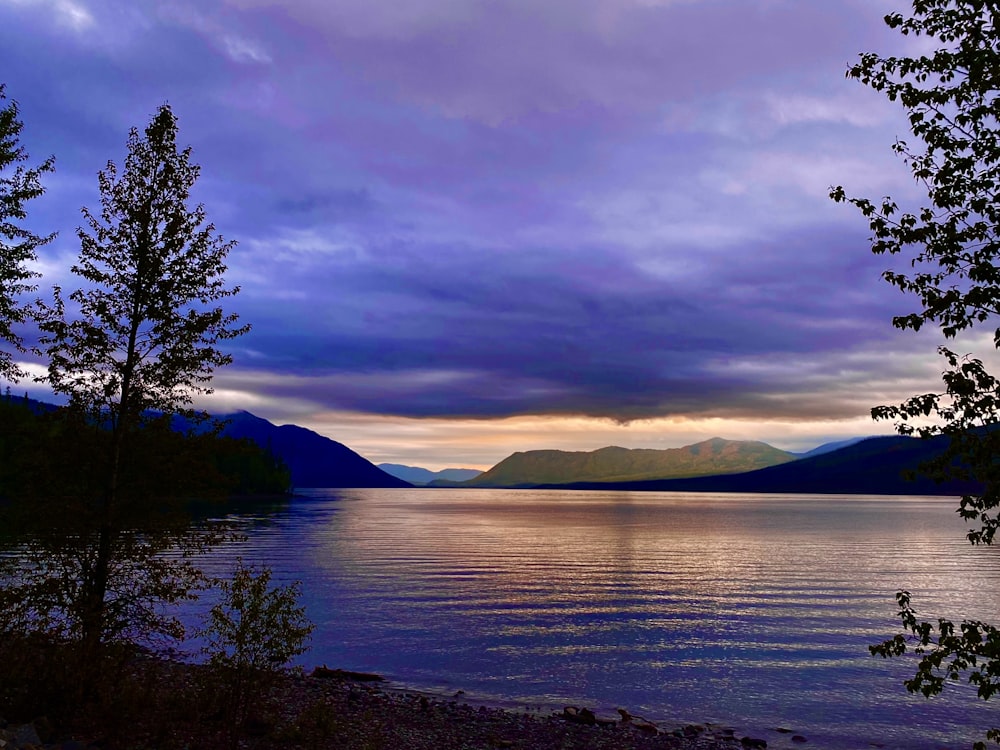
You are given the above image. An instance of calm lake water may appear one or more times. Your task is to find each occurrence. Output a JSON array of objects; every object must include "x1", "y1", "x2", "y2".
[{"x1": 191, "y1": 489, "x2": 1000, "y2": 749}]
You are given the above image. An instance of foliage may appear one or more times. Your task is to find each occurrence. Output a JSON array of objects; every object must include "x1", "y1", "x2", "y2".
[
  {"x1": 0, "y1": 83, "x2": 55, "y2": 382},
  {"x1": 208, "y1": 432, "x2": 292, "y2": 497},
  {"x1": 201, "y1": 560, "x2": 313, "y2": 740},
  {"x1": 39, "y1": 103, "x2": 247, "y2": 422},
  {"x1": 0, "y1": 407, "x2": 234, "y2": 646},
  {"x1": 831, "y1": 2, "x2": 1000, "y2": 746},
  {"x1": 203, "y1": 560, "x2": 313, "y2": 676},
  {"x1": 8, "y1": 103, "x2": 250, "y2": 677},
  {"x1": 0, "y1": 396, "x2": 290, "y2": 506},
  {"x1": 0, "y1": 398, "x2": 290, "y2": 725},
  {"x1": 871, "y1": 591, "x2": 1000, "y2": 748}
]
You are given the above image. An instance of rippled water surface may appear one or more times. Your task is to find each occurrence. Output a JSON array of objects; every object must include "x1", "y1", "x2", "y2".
[{"x1": 193, "y1": 490, "x2": 1000, "y2": 749}]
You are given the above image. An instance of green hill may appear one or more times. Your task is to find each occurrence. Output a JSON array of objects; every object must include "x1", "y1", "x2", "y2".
[
  {"x1": 461, "y1": 437, "x2": 796, "y2": 487},
  {"x1": 541, "y1": 434, "x2": 981, "y2": 496}
]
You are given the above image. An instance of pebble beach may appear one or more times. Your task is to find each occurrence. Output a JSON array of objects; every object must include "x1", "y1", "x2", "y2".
[{"x1": 0, "y1": 658, "x2": 791, "y2": 750}]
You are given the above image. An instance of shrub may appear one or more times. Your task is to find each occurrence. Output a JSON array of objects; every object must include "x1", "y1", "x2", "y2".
[{"x1": 201, "y1": 559, "x2": 313, "y2": 742}]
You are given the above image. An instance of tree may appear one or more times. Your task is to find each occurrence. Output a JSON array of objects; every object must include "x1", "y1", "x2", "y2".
[
  {"x1": 33, "y1": 103, "x2": 248, "y2": 664},
  {"x1": 201, "y1": 560, "x2": 313, "y2": 744},
  {"x1": 831, "y1": 2, "x2": 1000, "y2": 747},
  {"x1": 0, "y1": 83, "x2": 54, "y2": 382}
]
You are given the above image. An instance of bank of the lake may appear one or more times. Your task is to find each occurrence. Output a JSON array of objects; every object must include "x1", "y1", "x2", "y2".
[{"x1": 0, "y1": 655, "x2": 768, "y2": 749}]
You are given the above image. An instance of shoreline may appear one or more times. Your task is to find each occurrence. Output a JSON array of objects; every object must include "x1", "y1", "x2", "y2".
[
  {"x1": 308, "y1": 665, "x2": 830, "y2": 750},
  {"x1": 317, "y1": 669, "x2": 818, "y2": 750},
  {"x1": 1, "y1": 655, "x2": 803, "y2": 750},
  {"x1": 299, "y1": 667, "x2": 756, "y2": 749}
]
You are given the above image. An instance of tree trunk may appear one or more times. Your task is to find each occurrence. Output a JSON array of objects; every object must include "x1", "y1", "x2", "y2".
[{"x1": 80, "y1": 423, "x2": 123, "y2": 674}]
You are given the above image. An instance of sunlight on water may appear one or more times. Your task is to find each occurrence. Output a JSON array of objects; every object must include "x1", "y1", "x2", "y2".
[{"x1": 190, "y1": 490, "x2": 1000, "y2": 750}]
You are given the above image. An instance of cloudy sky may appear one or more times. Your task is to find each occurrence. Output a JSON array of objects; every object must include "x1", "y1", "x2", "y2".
[{"x1": 0, "y1": 0, "x2": 958, "y2": 469}]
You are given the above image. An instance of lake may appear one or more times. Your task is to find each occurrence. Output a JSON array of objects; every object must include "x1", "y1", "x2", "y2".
[{"x1": 191, "y1": 489, "x2": 1000, "y2": 749}]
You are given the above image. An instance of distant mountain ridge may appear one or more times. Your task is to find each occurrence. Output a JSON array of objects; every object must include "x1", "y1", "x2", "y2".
[
  {"x1": 217, "y1": 411, "x2": 411, "y2": 489},
  {"x1": 378, "y1": 463, "x2": 482, "y2": 485},
  {"x1": 7, "y1": 397, "x2": 968, "y2": 494},
  {"x1": 455, "y1": 438, "x2": 797, "y2": 487},
  {"x1": 537, "y1": 434, "x2": 979, "y2": 496},
  {"x1": 794, "y1": 436, "x2": 869, "y2": 459}
]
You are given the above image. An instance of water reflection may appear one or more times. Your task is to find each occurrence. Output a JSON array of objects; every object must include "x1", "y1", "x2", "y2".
[{"x1": 195, "y1": 490, "x2": 1000, "y2": 750}]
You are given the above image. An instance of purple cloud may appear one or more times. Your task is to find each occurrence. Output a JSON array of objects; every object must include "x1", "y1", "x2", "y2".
[{"x1": 0, "y1": 0, "x2": 942, "y2": 458}]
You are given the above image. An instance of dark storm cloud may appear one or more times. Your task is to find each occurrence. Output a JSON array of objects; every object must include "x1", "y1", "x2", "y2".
[
  {"x1": 0, "y1": 0, "x2": 930, "y2": 429},
  {"x1": 226, "y1": 222, "x2": 915, "y2": 420}
]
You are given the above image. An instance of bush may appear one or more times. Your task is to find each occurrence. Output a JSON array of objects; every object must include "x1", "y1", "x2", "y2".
[{"x1": 201, "y1": 559, "x2": 313, "y2": 742}]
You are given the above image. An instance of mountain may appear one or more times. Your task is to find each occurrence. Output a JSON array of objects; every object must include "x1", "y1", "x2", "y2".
[
  {"x1": 1, "y1": 394, "x2": 59, "y2": 415},
  {"x1": 541, "y1": 434, "x2": 979, "y2": 495},
  {"x1": 458, "y1": 438, "x2": 797, "y2": 488},
  {"x1": 377, "y1": 463, "x2": 482, "y2": 485},
  {"x1": 795, "y1": 436, "x2": 869, "y2": 459},
  {"x1": 432, "y1": 468, "x2": 483, "y2": 482},
  {"x1": 218, "y1": 411, "x2": 411, "y2": 489}
]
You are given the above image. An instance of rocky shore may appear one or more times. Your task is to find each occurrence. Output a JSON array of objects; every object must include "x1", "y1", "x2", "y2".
[{"x1": 0, "y1": 659, "x2": 808, "y2": 750}]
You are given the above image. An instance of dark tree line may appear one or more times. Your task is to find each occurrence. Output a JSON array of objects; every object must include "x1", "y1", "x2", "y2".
[{"x1": 0, "y1": 394, "x2": 290, "y2": 507}]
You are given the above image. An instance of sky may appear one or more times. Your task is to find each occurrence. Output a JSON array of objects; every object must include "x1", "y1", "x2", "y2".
[{"x1": 0, "y1": 0, "x2": 964, "y2": 470}]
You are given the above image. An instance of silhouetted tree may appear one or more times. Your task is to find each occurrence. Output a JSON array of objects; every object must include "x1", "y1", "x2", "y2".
[
  {"x1": 32, "y1": 103, "x2": 248, "y2": 666},
  {"x1": 831, "y1": 3, "x2": 1000, "y2": 747},
  {"x1": 0, "y1": 83, "x2": 54, "y2": 381}
]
